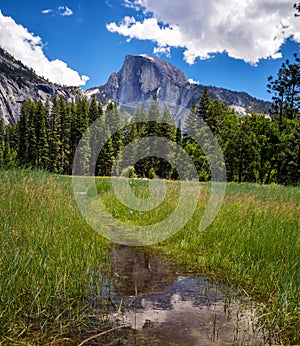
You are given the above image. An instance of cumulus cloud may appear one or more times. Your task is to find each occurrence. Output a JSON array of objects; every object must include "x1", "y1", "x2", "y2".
[
  {"x1": 0, "y1": 11, "x2": 89, "y2": 86},
  {"x1": 188, "y1": 78, "x2": 199, "y2": 85},
  {"x1": 123, "y1": 0, "x2": 141, "y2": 10},
  {"x1": 153, "y1": 45, "x2": 171, "y2": 57},
  {"x1": 42, "y1": 6, "x2": 73, "y2": 17},
  {"x1": 58, "y1": 6, "x2": 73, "y2": 16},
  {"x1": 107, "y1": 0, "x2": 300, "y2": 64}
]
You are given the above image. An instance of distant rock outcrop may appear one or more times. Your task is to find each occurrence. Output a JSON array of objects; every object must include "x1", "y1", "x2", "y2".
[
  {"x1": 0, "y1": 47, "x2": 82, "y2": 124},
  {"x1": 0, "y1": 49, "x2": 270, "y2": 125},
  {"x1": 87, "y1": 54, "x2": 270, "y2": 122}
]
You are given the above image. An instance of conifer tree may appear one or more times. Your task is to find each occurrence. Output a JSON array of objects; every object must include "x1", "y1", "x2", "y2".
[
  {"x1": 267, "y1": 54, "x2": 300, "y2": 124},
  {"x1": 98, "y1": 126, "x2": 114, "y2": 176},
  {"x1": 74, "y1": 97, "x2": 91, "y2": 175},
  {"x1": 3, "y1": 124, "x2": 18, "y2": 167},
  {"x1": 183, "y1": 100, "x2": 197, "y2": 139},
  {"x1": 59, "y1": 97, "x2": 72, "y2": 174},
  {"x1": 94, "y1": 108, "x2": 106, "y2": 176},
  {"x1": 105, "y1": 102, "x2": 123, "y2": 175},
  {"x1": 88, "y1": 98, "x2": 105, "y2": 175},
  {"x1": 18, "y1": 99, "x2": 33, "y2": 166},
  {"x1": 135, "y1": 105, "x2": 148, "y2": 137},
  {"x1": 176, "y1": 119, "x2": 183, "y2": 147},
  {"x1": 172, "y1": 119, "x2": 183, "y2": 180},
  {"x1": 142, "y1": 95, "x2": 161, "y2": 177},
  {"x1": 156, "y1": 106, "x2": 176, "y2": 179},
  {"x1": 26, "y1": 101, "x2": 38, "y2": 167},
  {"x1": 35, "y1": 101, "x2": 49, "y2": 169},
  {"x1": 197, "y1": 87, "x2": 211, "y2": 124},
  {"x1": 48, "y1": 95, "x2": 63, "y2": 173},
  {"x1": 89, "y1": 96, "x2": 102, "y2": 124}
]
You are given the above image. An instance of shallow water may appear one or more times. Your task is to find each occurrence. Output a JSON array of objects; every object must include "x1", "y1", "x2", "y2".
[{"x1": 94, "y1": 245, "x2": 267, "y2": 345}]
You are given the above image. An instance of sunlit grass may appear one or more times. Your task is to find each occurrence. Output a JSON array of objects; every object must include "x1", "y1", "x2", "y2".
[
  {"x1": 0, "y1": 169, "x2": 113, "y2": 344},
  {"x1": 155, "y1": 182, "x2": 300, "y2": 344},
  {"x1": 0, "y1": 170, "x2": 299, "y2": 344},
  {"x1": 93, "y1": 177, "x2": 299, "y2": 343}
]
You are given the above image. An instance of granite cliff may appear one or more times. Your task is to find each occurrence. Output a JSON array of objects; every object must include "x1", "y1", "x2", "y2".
[
  {"x1": 0, "y1": 49, "x2": 270, "y2": 125},
  {"x1": 0, "y1": 47, "x2": 82, "y2": 124},
  {"x1": 87, "y1": 54, "x2": 270, "y2": 121}
]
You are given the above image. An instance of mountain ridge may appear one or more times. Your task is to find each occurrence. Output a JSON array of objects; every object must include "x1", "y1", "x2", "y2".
[
  {"x1": 86, "y1": 54, "x2": 270, "y2": 121},
  {"x1": 0, "y1": 49, "x2": 271, "y2": 124},
  {"x1": 0, "y1": 46, "x2": 82, "y2": 124}
]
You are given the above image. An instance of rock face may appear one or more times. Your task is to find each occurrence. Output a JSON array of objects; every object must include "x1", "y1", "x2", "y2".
[
  {"x1": 88, "y1": 54, "x2": 270, "y2": 121},
  {"x1": 0, "y1": 49, "x2": 270, "y2": 125},
  {"x1": 0, "y1": 47, "x2": 82, "y2": 124}
]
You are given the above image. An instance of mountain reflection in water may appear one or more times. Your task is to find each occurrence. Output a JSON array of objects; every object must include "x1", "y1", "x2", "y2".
[{"x1": 103, "y1": 245, "x2": 267, "y2": 346}]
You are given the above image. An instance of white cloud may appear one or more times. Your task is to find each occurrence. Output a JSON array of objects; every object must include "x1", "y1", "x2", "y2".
[
  {"x1": 41, "y1": 9, "x2": 53, "y2": 14},
  {"x1": 58, "y1": 6, "x2": 73, "y2": 16},
  {"x1": 153, "y1": 45, "x2": 170, "y2": 57},
  {"x1": 107, "y1": 0, "x2": 300, "y2": 64},
  {"x1": 188, "y1": 78, "x2": 199, "y2": 85},
  {"x1": 42, "y1": 6, "x2": 73, "y2": 17},
  {"x1": 123, "y1": 0, "x2": 141, "y2": 10},
  {"x1": 106, "y1": 17, "x2": 184, "y2": 48},
  {"x1": 0, "y1": 11, "x2": 89, "y2": 86}
]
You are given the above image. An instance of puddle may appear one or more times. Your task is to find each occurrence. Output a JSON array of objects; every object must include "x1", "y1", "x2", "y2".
[{"x1": 78, "y1": 245, "x2": 269, "y2": 345}]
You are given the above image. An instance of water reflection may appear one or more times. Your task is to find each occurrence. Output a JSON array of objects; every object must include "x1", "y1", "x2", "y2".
[
  {"x1": 105, "y1": 245, "x2": 266, "y2": 345},
  {"x1": 112, "y1": 244, "x2": 177, "y2": 296}
]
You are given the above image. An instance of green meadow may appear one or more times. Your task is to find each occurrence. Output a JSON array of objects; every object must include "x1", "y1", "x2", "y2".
[{"x1": 0, "y1": 169, "x2": 299, "y2": 344}]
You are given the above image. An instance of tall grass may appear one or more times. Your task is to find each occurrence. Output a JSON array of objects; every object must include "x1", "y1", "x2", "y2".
[
  {"x1": 0, "y1": 169, "x2": 112, "y2": 344},
  {"x1": 1, "y1": 170, "x2": 299, "y2": 344},
  {"x1": 93, "y1": 178, "x2": 300, "y2": 343},
  {"x1": 155, "y1": 182, "x2": 300, "y2": 344}
]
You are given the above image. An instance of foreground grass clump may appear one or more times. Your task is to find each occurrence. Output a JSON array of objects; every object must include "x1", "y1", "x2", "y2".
[
  {"x1": 0, "y1": 169, "x2": 113, "y2": 344},
  {"x1": 154, "y1": 182, "x2": 300, "y2": 344}
]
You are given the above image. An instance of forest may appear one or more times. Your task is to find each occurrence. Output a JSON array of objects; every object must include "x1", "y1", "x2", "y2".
[{"x1": 0, "y1": 56, "x2": 299, "y2": 185}]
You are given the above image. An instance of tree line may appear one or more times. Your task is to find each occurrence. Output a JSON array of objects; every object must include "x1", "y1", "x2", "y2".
[{"x1": 0, "y1": 57, "x2": 299, "y2": 185}]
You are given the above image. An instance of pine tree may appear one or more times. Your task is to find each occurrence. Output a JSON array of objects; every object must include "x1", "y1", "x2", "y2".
[
  {"x1": 276, "y1": 118, "x2": 300, "y2": 185},
  {"x1": 18, "y1": 99, "x2": 33, "y2": 166},
  {"x1": 59, "y1": 97, "x2": 72, "y2": 174},
  {"x1": 183, "y1": 100, "x2": 197, "y2": 139},
  {"x1": 3, "y1": 124, "x2": 18, "y2": 167},
  {"x1": 35, "y1": 101, "x2": 49, "y2": 169},
  {"x1": 89, "y1": 96, "x2": 101, "y2": 124},
  {"x1": 176, "y1": 119, "x2": 183, "y2": 147},
  {"x1": 267, "y1": 55, "x2": 300, "y2": 124},
  {"x1": 197, "y1": 87, "x2": 211, "y2": 124},
  {"x1": 135, "y1": 105, "x2": 147, "y2": 137},
  {"x1": 141, "y1": 95, "x2": 161, "y2": 177},
  {"x1": 48, "y1": 95, "x2": 63, "y2": 173},
  {"x1": 120, "y1": 118, "x2": 138, "y2": 173},
  {"x1": 89, "y1": 99, "x2": 105, "y2": 175},
  {"x1": 26, "y1": 101, "x2": 38, "y2": 167},
  {"x1": 105, "y1": 102, "x2": 123, "y2": 175},
  {"x1": 156, "y1": 106, "x2": 176, "y2": 179},
  {"x1": 74, "y1": 97, "x2": 91, "y2": 175},
  {"x1": 99, "y1": 126, "x2": 114, "y2": 176},
  {"x1": 172, "y1": 119, "x2": 183, "y2": 180}
]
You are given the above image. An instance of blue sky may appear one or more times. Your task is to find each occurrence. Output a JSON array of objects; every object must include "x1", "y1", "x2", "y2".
[{"x1": 0, "y1": 0, "x2": 300, "y2": 101}]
